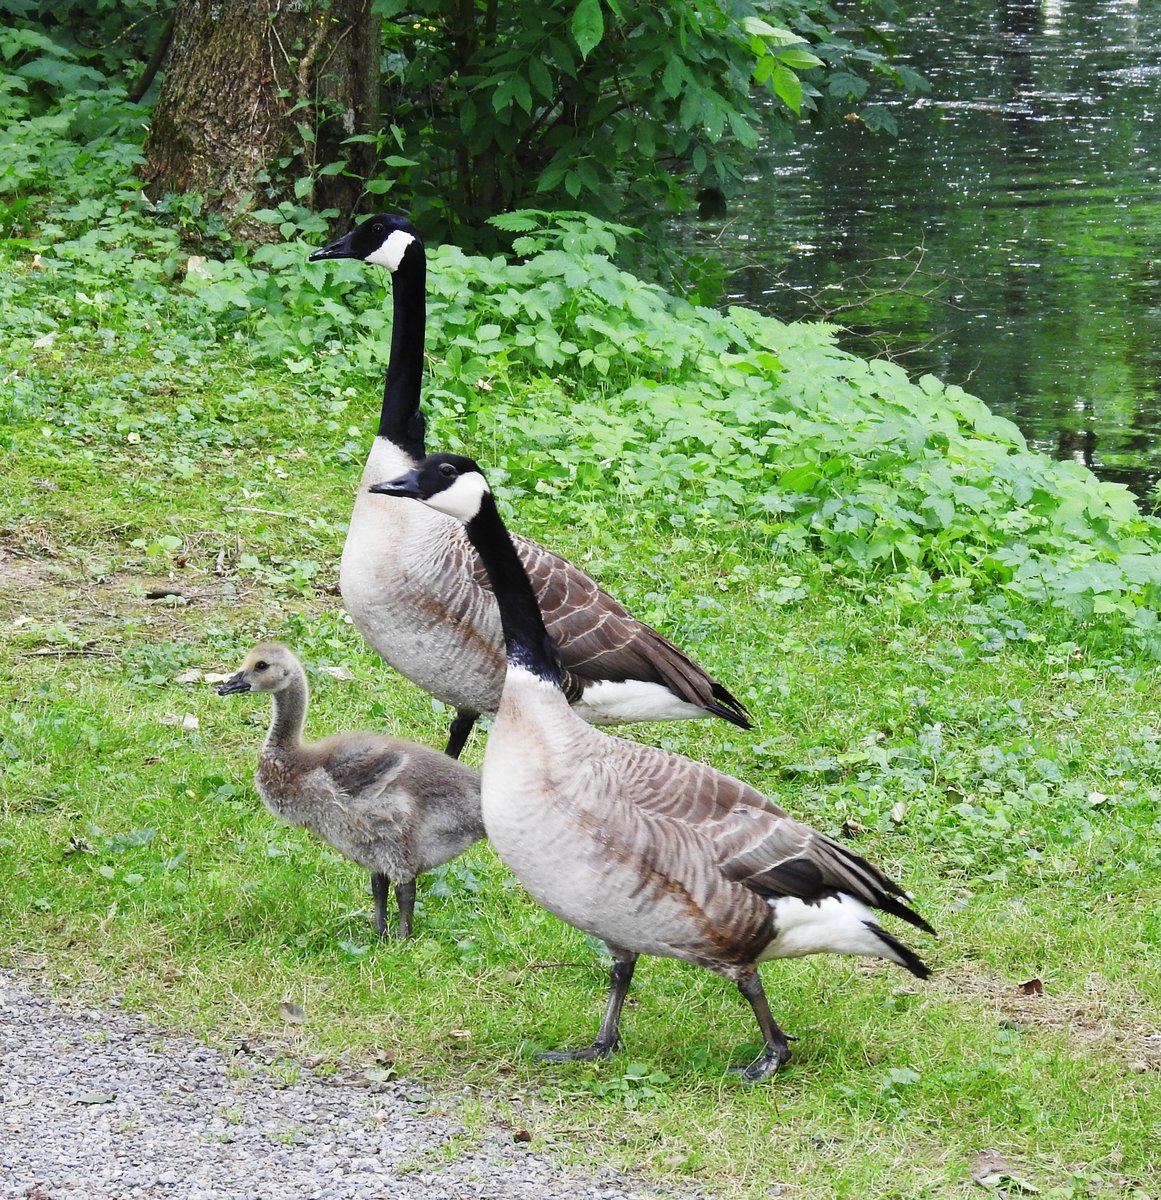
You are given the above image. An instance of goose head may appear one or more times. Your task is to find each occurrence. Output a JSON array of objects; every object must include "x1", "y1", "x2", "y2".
[
  {"x1": 217, "y1": 642, "x2": 299, "y2": 696},
  {"x1": 309, "y1": 212, "x2": 423, "y2": 273},
  {"x1": 369, "y1": 453, "x2": 491, "y2": 523}
]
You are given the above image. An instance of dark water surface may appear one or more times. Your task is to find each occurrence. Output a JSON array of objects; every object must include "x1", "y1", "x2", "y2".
[{"x1": 688, "y1": 0, "x2": 1161, "y2": 500}]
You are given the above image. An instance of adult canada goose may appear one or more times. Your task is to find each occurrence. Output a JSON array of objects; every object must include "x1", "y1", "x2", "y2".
[
  {"x1": 370, "y1": 455, "x2": 934, "y2": 1080},
  {"x1": 308, "y1": 214, "x2": 749, "y2": 759},
  {"x1": 217, "y1": 642, "x2": 483, "y2": 939}
]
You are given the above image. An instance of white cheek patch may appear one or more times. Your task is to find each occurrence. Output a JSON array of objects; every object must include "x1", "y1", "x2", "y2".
[
  {"x1": 365, "y1": 229, "x2": 416, "y2": 272},
  {"x1": 423, "y1": 473, "x2": 490, "y2": 522}
]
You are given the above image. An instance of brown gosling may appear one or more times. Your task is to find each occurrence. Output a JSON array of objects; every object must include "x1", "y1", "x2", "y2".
[{"x1": 217, "y1": 641, "x2": 483, "y2": 938}]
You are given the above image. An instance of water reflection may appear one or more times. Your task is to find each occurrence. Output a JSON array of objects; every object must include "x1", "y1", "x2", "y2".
[{"x1": 684, "y1": 0, "x2": 1161, "y2": 499}]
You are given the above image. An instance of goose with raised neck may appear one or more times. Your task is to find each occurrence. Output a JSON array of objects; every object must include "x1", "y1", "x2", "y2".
[
  {"x1": 371, "y1": 455, "x2": 934, "y2": 1080},
  {"x1": 217, "y1": 641, "x2": 483, "y2": 939},
  {"x1": 309, "y1": 214, "x2": 750, "y2": 761}
]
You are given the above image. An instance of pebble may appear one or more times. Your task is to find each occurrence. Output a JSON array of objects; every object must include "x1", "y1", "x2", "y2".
[{"x1": 1, "y1": 972, "x2": 707, "y2": 1200}]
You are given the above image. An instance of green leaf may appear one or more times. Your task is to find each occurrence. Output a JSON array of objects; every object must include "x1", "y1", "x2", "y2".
[
  {"x1": 772, "y1": 63, "x2": 803, "y2": 114},
  {"x1": 778, "y1": 47, "x2": 824, "y2": 70},
  {"x1": 571, "y1": 0, "x2": 605, "y2": 61},
  {"x1": 528, "y1": 56, "x2": 554, "y2": 102},
  {"x1": 741, "y1": 18, "x2": 799, "y2": 44}
]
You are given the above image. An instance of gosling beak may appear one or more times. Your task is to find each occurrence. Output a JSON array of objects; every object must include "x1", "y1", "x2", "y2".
[
  {"x1": 308, "y1": 229, "x2": 357, "y2": 262},
  {"x1": 369, "y1": 470, "x2": 422, "y2": 499},
  {"x1": 215, "y1": 671, "x2": 251, "y2": 696}
]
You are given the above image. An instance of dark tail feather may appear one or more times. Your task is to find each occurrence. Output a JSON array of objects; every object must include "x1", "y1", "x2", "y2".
[
  {"x1": 874, "y1": 890, "x2": 937, "y2": 938},
  {"x1": 709, "y1": 682, "x2": 752, "y2": 730},
  {"x1": 864, "y1": 920, "x2": 931, "y2": 979},
  {"x1": 826, "y1": 839, "x2": 936, "y2": 937}
]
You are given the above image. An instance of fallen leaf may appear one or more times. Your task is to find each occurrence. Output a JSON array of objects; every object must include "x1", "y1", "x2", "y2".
[
  {"x1": 1017, "y1": 978, "x2": 1044, "y2": 996},
  {"x1": 186, "y1": 255, "x2": 210, "y2": 278},
  {"x1": 32, "y1": 331, "x2": 56, "y2": 349},
  {"x1": 278, "y1": 1000, "x2": 307, "y2": 1024},
  {"x1": 320, "y1": 665, "x2": 355, "y2": 681},
  {"x1": 203, "y1": 672, "x2": 231, "y2": 685},
  {"x1": 1087, "y1": 790, "x2": 1108, "y2": 807},
  {"x1": 970, "y1": 1149, "x2": 1040, "y2": 1193},
  {"x1": 362, "y1": 1065, "x2": 396, "y2": 1085},
  {"x1": 31, "y1": 253, "x2": 43, "y2": 269},
  {"x1": 162, "y1": 713, "x2": 200, "y2": 732},
  {"x1": 889, "y1": 802, "x2": 906, "y2": 825},
  {"x1": 447, "y1": 1028, "x2": 472, "y2": 1040},
  {"x1": 841, "y1": 818, "x2": 869, "y2": 836},
  {"x1": 173, "y1": 669, "x2": 203, "y2": 684},
  {"x1": 76, "y1": 1091, "x2": 117, "y2": 1105},
  {"x1": 513, "y1": 1129, "x2": 532, "y2": 1143}
]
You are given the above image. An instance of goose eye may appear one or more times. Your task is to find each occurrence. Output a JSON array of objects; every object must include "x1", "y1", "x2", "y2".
[
  {"x1": 254, "y1": 661, "x2": 269, "y2": 671},
  {"x1": 438, "y1": 463, "x2": 457, "y2": 479},
  {"x1": 371, "y1": 222, "x2": 384, "y2": 237}
]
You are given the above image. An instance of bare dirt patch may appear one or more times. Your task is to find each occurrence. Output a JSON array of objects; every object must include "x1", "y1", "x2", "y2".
[{"x1": 935, "y1": 962, "x2": 1160, "y2": 1072}]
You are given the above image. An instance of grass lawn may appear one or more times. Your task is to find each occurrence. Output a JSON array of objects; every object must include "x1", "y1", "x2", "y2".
[{"x1": 1, "y1": 257, "x2": 1158, "y2": 1199}]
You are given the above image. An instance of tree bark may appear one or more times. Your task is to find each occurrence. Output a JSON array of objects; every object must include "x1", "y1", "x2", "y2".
[{"x1": 143, "y1": 0, "x2": 379, "y2": 238}]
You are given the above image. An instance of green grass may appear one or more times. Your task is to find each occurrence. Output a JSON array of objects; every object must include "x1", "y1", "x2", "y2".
[{"x1": 1, "y1": 253, "x2": 1158, "y2": 1198}]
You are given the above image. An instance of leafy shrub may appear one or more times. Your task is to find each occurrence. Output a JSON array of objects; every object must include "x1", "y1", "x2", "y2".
[{"x1": 3, "y1": 100, "x2": 1160, "y2": 654}]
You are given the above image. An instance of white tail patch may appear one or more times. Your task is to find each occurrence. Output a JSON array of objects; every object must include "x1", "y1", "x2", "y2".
[
  {"x1": 570, "y1": 678, "x2": 709, "y2": 725},
  {"x1": 760, "y1": 893, "x2": 907, "y2": 967},
  {"x1": 366, "y1": 229, "x2": 416, "y2": 272}
]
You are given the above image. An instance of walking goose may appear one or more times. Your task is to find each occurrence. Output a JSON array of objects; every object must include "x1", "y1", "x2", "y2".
[
  {"x1": 370, "y1": 455, "x2": 934, "y2": 1080},
  {"x1": 217, "y1": 642, "x2": 484, "y2": 939},
  {"x1": 309, "y1": 214, "x2": 749, "y2": 759}
]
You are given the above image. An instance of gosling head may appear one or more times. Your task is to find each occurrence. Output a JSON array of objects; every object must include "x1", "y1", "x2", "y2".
[
  {"x1": 216, "y1": 642, "x2": 299, "y2": 697},
  {"x1": 369, "y1": 453, "x2": 491, "y2": 524},
  {"x1": 308, "y1": 212, "x2": 422, "y2": 273}
]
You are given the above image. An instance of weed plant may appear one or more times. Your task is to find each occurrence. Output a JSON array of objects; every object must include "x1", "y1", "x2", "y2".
[{"x1": 1, "y1": 88, "x2": 1158, "y2": 1199}]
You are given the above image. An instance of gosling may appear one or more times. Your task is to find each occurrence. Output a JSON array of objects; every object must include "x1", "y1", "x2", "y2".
[{"x1": 217, "y1": 642, "x2": 484, "y2": 938}]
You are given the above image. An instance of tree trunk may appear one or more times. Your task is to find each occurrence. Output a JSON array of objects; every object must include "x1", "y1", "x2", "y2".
[{"x1": 142, "y1": 0, "x2": 379, "y2": 238}]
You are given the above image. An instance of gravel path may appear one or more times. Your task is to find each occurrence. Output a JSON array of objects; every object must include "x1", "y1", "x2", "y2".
[{"x1": 1, "y1": 973, "x2": 702, "y2": 1200}]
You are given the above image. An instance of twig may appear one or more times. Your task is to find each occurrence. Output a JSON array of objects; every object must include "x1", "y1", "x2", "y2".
[{"x1": 224, "y1": 505, "x2": 303, "y2": 519}]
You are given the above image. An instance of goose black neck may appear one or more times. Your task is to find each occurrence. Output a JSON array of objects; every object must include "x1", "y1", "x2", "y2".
[
  {"x1": 380, "y1": 249, "x2": 427, "y2": 459},
  {"x1": 463, "y1": 493, "x2": 564, "y2": 687}
]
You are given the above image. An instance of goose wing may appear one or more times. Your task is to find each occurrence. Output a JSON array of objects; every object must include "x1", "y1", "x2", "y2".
[
  {"x1": 506, "y1": 533, "x2": 750, "y2": 727},
  {"x1": 312, "y1": 737, "x2": 407, "y2": 810},
  {"x1": 612, "y1": 739, "x2": 932, "y2": 934}
]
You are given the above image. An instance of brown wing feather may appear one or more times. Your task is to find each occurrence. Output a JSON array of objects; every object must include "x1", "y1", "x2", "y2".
[
  {"x1": 607, "y1": 737, "x2": 933, "y2": 934},
  {"x1": 509, "y1": 534, "x2": 750, "y2": 727}
]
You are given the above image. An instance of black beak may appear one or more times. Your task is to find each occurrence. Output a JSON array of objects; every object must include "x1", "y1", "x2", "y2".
[
  {"x1": 369, "y1": 469, "x2": 423, "y2": 499},
  {"x1": 216, "y1": 671, "x2": 251, "y2": 696},
  {"x1": 308, "y1": 229, "x2": 357, "y2": 262}
]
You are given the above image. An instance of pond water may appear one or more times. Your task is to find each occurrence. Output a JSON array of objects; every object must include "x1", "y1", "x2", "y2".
[{"x1": 688, "y1": 0, "x2": 1161, "y2": 501}]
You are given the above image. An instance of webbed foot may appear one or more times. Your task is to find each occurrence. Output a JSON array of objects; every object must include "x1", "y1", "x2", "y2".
[
  {"x1": 732, "y1": 1036, "x2": 793, "y2": 1082},
  {"x1": 535, "y1": 1037, "x2": 621, "y2": 1064}
]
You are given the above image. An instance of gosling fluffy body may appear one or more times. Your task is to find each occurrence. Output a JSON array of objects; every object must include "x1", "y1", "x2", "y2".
[{"x1": 217, "y1": 642, "x2": 484, "y2": 938}]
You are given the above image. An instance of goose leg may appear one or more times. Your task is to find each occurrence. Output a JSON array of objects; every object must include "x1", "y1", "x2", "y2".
[
  {"x1": 444, "y1": 710, "x2": 478, "y2": 760},
  {"x1": 395, "y1": 877, "x2": 416, "y2": 940},
  {"x1": 371, "y1": 872, "x2": 391, "y2": 939},
  {"x1": 734, "y1": 968, "x2": 794, "y2": 1082},
  {"x1": 536, "y1": 952, "x2": 638, "y2": 1063}
]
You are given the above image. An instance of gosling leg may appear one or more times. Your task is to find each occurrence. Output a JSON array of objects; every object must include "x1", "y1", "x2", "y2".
[
  {"x1": 536, "y1": 952, "x2": 638, "y2": 1063},
  {"x1": 734, "y1": 968, "x2": 794, "y2": 1082},
  {"x1": 444, "y1": 710, "x2": 478, "y2": 760},
  {"x1": 395, "y1": 877, "x2": 416, "y2": 940},
  {"x1": 370, "y1": 872, "x2": 391, "y2": 940}
]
